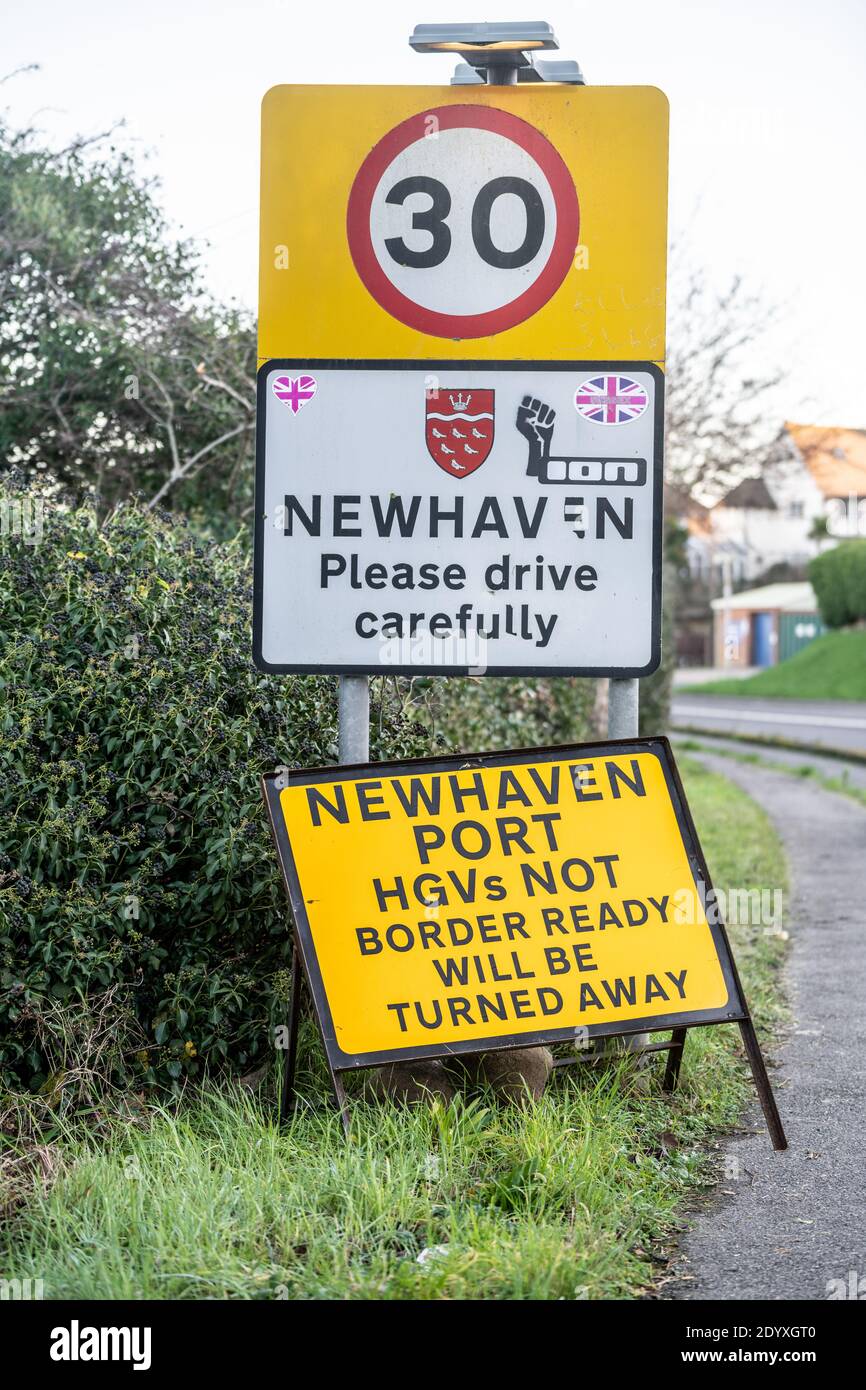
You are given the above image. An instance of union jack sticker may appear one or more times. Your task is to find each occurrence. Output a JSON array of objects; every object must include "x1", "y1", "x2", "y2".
[
  {"x1": 272, "y1": 374, "x2": 318, "y2": 414},
  {"x1": 574, "y1": 374, "x2": 648, "y2": 426}
]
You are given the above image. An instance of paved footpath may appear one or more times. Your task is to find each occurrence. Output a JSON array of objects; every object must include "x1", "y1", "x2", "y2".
[{"x1": 669, "y1": 753, "x2": 866, "y2": 1300}]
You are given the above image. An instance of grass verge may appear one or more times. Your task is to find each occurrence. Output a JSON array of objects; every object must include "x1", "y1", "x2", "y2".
[
  {"x1": 675, "y1": 736, "x2": 866, "y2": 811},
  {"x1": 689, "y1": 630, "x2": 866, "y2": 700},
  {"x1": 0, "y1": 759, "x2": 788, "y2": 1300},
  {"x1": 673, "y1": 724, "x2": 866, "y2": 767}
]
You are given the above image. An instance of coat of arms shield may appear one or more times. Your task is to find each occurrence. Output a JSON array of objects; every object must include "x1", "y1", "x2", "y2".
[{"x1": 425, "y1": 389, "x2": 494, "y2": 478}]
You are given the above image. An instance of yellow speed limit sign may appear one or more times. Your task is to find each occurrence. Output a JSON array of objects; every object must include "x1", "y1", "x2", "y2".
[
  {"x1": 263, "y1": 739, "x2": 747, "y2": 1067},
  {"x1": 258, "y1": 85, "x2": 668, "y2": 362}
]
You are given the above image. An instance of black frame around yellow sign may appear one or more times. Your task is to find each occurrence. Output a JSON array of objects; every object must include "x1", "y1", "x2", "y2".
[{"x1": 262, "y1": 737, "x2": 786, "y2": 1149}]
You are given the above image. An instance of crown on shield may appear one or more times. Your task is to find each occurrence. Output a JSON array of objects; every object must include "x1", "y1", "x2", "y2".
[{"x1": 449, "y1": 392, "x2": 470, "y2": 411}]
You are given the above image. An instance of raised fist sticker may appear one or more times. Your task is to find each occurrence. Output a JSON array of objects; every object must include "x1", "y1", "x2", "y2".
[{"x1": 515, "y1": 395, "x2": 647, "y2": 486}]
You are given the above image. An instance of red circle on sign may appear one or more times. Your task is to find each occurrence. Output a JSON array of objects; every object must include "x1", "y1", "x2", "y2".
[{"x1": 346, "y1": 104, "x2": 580, "y2": 339}]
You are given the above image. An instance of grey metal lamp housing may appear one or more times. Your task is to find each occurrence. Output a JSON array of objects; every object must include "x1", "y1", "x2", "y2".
[
  {"x1": 409, "y1": 20, "x2": 559, "y2": 63},
  {"x1": 409, "y1": 20, "x2": 584, "y2": 85}
]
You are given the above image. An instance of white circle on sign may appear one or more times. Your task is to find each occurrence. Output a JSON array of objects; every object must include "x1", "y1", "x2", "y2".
[
  {"x1": 346, "y1": 105, "x2": 580, "y2": 339},
  {"x1": 369, "y1": 127, "x2": 558, "y2": 318}
]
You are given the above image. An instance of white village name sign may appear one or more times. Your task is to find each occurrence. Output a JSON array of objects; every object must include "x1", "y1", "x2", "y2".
[{"x1": 253, "y1": 361, "x2": 662, "y2": 676}]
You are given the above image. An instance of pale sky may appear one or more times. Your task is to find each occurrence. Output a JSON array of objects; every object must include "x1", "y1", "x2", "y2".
[{"x1": 5, "y1": 0, "x2": 866, "y2": 425}]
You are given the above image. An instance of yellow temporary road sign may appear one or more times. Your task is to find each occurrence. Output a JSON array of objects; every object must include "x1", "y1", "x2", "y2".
[
  {"x1": 258, "y1": 84, "x2": 668, "y2": 365},
  {"x1": 263, "y1": 739, "x2": 746, "y2": 1067}
]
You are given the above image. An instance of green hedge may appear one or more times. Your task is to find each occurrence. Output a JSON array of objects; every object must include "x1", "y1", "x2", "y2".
[
  {"x1": 0, "y1": 478, "x2": 434, "y2": 1093},
  {"x1": 809, "y1": 540, "x2": 866, "y2": 628},
  {"x1": 436, "y1": 674, "x2": 596, "y2": 753},
  {"x1": 0, "y1": 476, "x2": 655, "y2": 1100}
]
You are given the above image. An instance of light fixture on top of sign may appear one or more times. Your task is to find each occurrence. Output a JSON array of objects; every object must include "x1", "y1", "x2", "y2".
[{"x1": 409, "y1": 19, "x2": 585, "y2": 86}]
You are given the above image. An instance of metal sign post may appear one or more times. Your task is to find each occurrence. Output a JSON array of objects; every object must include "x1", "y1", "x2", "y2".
[{"x1": 338, "y1": 676, "x2": 369, "y2": 764}]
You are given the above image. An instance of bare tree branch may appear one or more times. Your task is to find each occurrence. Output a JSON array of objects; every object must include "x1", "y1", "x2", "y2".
[{"x1": 145, "y1": 420, "x2": 253, "y2": 509}]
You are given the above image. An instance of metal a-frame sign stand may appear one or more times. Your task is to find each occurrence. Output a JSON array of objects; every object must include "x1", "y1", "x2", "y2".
[{"x1": 257, "y1": 20, "x2": 787, "y2": 1150}]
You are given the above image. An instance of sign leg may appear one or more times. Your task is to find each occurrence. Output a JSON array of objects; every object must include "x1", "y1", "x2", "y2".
[
  {"x1": 279, "y1": 938, "x2": 303, "y2": 1125},
  {"x1": 328, "y1": 1064, "x2": 352, "y2": 1137},
  {"x1": 663, "y1": 1028, "x2": 688, "y2": 1092},
  {"x1": 738, "y1": 1017, "x2": 788, "y2": 1151},
  {"x1": 279, "y1": 936, "x2": 352, "y2": 1135}
]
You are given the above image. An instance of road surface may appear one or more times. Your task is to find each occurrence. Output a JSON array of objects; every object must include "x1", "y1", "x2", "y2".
[
  {"x1": 669, "y1": 753, "x2": 866, "y2": 1300},
  {"x1": 671, "y1": 695, "x2": 866, "y2": 756}
]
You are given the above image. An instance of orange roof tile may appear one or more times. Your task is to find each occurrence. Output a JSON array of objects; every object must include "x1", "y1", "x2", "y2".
[
  {"x1": 785, "y1": 422, "x2": 866, "y2": 498},
  {"x1": 684, "y1": 511, "x2": 713, "y2": 537}
]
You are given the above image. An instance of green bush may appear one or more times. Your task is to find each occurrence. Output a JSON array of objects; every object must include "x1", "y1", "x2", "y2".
[
  {"x1": 0, "y1": 474, "x2": 661, "y2": 1101},
  {"x1": 809, "y1": 540, "x2": 866, "y2": 628},
  {"x1": 436, "y1": 674, "x2": 597, "y2": 753},
  {"x1": 0, "y1": 477, "x2": 435, "y2": 1094}
]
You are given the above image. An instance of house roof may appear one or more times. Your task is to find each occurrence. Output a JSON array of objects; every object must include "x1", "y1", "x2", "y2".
[
  {"x1": 715, "y1": 477, "x2": 777, "y2": 510},
  {"x1": 684, "y1": 510, "x2": 712, "y2": 538},
  {"x1": 785, "y1": 422, "x2": 866, "y2": 499},
  {"x1": 710, "y1": 581, "x2": 818, "y2": 614}
]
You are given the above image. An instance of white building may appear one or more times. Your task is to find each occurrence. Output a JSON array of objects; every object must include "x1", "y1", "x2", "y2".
[
  {"x1": 784, "y1": 422, "x2": 866, "y2": 539},
  {"x1": 711, "y1": 581, "x2": 824, "y2": 669},
  {"x1": 686, "y1": 422, "x2": 866, "y2": 586}
]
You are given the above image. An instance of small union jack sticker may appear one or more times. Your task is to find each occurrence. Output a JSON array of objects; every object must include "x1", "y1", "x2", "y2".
[
  {"x1": 574, "y1": 374, "x2": 648, "y2": 425},
  {"x1": 272, "y1": 374, "x2": 318, "y2": 414}
]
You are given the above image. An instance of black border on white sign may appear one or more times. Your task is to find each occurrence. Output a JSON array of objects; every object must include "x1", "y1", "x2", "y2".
[{"x1": 253, "y1": 359, "x2": 665, "y2": 677}]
